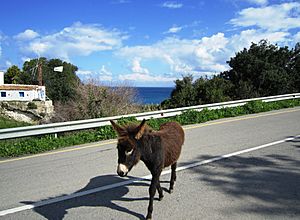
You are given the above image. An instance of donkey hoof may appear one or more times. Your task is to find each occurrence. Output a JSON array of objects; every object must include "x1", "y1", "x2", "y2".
[
  {"x1": 169, "y1": 188, "x2": 173, "y2": 194},
  {"x1": 159, "y1": 195, "x2": 164, "y2": 201},
  {"x1": 146, "y1": 215, "x2": 152, "y2": 220}
]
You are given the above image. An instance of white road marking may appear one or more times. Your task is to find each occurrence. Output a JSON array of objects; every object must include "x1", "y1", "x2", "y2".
[{"x1": 0, "y1": 135, "x2": 299, "y2": 217}]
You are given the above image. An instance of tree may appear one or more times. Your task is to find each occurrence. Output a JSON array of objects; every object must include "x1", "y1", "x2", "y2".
[
  {"x1": 163, "y1": 40, "x2": 300, "y2": 109},
  {"x1": 21, "y1": 57, "x2": 48, "y2": 85},
  {"x1": 21, "y1": 58, "x2": 80, "y2": 102},
  {"x1": 4, "y1": 65, "x2": 22, "y2": 84},
  {"x1": 289, "y1": 42, "x2": 300, "y2": 92},
  {"x1": 162, "y1": 75, "x2": 197, "y2": 108},
  {"x1": 221, "y1": 40, "x2": 294, "y2": 98},
  {"x1": 194, "y1": 76, "x2": 233, "y2": 104},
  {"x1": 45, "y1": 59, "x2": 80, "y2": 102}
]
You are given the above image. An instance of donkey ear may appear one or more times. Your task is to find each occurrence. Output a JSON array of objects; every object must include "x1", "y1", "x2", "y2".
[
  {"x1": 135, "y1": 119, "x2": 146, "y2": 140},
  {"x1": 110, "y1": 120, "x2": 124, "y2": 136}
]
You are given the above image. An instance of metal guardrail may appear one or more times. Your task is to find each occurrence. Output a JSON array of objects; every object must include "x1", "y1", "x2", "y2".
[{"x1": 1, "y1": 93, "x2": 299, "y2": 140}]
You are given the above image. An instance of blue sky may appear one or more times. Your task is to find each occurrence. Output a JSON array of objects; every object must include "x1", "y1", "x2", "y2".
[{"x1": 0, "y1": 0, "x2": 300, "y2": 87}]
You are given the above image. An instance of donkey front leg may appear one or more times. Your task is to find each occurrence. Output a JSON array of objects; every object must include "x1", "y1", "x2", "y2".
[{"x1": 146, "y1": 173, "x2": 160, "y2": 220}]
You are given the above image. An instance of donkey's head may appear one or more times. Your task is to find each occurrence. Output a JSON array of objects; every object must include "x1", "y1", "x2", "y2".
[{"x1": 110, "y1": 119, "x2": 147, "y2": 177}]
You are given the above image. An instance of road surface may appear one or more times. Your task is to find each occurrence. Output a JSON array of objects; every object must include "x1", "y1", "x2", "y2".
[{"x1": 0, "y1": 107, "x2": 300, "y2": 219}]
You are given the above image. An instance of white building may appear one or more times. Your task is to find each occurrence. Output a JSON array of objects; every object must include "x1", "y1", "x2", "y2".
[{"x1": 0, "y1": 71, "x2": 46, "y2": 101}]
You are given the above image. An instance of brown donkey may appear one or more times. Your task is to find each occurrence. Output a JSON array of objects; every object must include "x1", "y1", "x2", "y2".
[{"x1": 110, "y1": 119, "x2": 185, "y2": 219}]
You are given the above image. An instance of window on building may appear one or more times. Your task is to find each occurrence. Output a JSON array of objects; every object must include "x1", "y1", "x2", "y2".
[
  {"x1": 1, "y1": 92, "x2": 6, "y2": 97},
  {"x1": 19, "y1": 92, "x2": 25, "y2": 97}
]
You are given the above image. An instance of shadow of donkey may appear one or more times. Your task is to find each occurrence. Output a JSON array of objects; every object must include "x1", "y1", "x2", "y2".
[{"x1": 22, "y1": 174, "x2": 149, "y2": 219}]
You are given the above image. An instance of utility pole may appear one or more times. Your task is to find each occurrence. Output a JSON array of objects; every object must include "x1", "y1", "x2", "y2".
[{"x1": 38, "y1": 62, "x2": 43, "y2": 86}]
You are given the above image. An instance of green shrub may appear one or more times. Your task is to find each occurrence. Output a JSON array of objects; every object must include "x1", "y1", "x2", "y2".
[
  {"x1": 0, "y1": 116, "x2": 31, "y2": 129},
  {"x1": 147, "y1": 117, "x2": 173, "y2": 130},
  {"x1": 1, "y1": 98, "x2": 299, "y2": 157},
  {"x1": 27, "y1": 102, "x2": 37, "y2": 109},
  {"x1": 243, "y1": 101, "x2": 266, "y2": 113}
]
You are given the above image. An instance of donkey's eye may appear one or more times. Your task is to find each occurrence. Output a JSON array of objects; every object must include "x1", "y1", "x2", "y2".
[{"x1": 125, "y1": 149, "x2": 133, "y2": 156}]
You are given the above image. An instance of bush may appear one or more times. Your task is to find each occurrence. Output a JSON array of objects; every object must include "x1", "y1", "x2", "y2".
[
  {"x1": 243, "y1": 101, "x2": 267, "y2": 113},
  {"x1": 1, "y1": 98, "x2": 299, "y2": 157},
  {"x1": 162, "y1": 41, "x2": 300, "y2": 109},
  {"x1": 52, "y1": 81, "x2": 141, "y2": 122},
  {"x1": 27, "y1": 102, "x2": 37, "y2": 109},
  {"x1": 0, "y1": 116, "x2": 31, "y2": 129}
]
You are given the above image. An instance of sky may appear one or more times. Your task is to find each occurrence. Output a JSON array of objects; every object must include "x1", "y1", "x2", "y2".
[{"x1": 0, "y1": 0, "x2": 300, "y2": 87}]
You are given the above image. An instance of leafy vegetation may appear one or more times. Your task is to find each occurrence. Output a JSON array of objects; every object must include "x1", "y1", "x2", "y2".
[
  {"x1": 1, "y1": 40, "x2": 300, "y2": 157},
  {"x1": 3, "y1": 59, "x2": 141, "y2": 122},
  {"x1": 51, "y1": 82, "x2": 140, "y2": 122},
  {"x1": 1, "y1": 98, "x2": 299, "y2": 158},
  {"x1": 162, "y1": 40, "x2": 300, "y2": 109},
  {"x1": 5, "y1": 58, "x2": 80, "y2": 103},
  {"x1": 27, "y1": 102, "x2": 37, "y2": 109},
  {"x1": 0, "y1": 116, "x2": 31, "y2": 129}
]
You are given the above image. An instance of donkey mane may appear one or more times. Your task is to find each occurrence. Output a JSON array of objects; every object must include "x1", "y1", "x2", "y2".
[
  {"x1": 118, "y1": 123, "x2": 153, "y2": 139},
  {"x1": 126, "y1": 123, "x2": 152, "y2": 133}
]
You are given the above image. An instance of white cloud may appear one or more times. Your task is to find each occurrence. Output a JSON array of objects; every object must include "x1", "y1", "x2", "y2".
[
  {"x1": 117, "y1": 57, "x2": 177, "y2": 83},
  {"x1": 131, "y1": 58, "x2": 149, "y2": 74},
  {"x1": 99, "y1": 74, "x2": 113, "y2": 81},
  {"x1": 118, "y1": 37, "x2": 197, "y2": 62},
  {"x1": 77, "y1": 65, "x2": 113, "y2": 81},
  {"x1": 193, "y1": 33, "x2": 230, "y2": 72},
  {"x1": 200, "y1": 33, "x2": 229, "y2": 52},
  {"x1": 14, "y1": 29, "x2": 39, "y2": 40},
  {"x1": 246, "y1": 0, "x2": 268, "y2": 6},
  {"x1": 165, "y1": 25, "x2": 183, "y2": 34},
  {"x1": 119, "y1": 72, "x2": 176, "y2": 82},
  {"x1": 5, "y1": 60, "x2": 12, "y2": 67},
  {"x1": 77, "y1": 70, "x2": 93, "y2": 75},
  {"x1": 99, "y1": 65, "x2": 113, "y2": 81},
  {"x1": 100, "y1": 65, "x2": 112, "y2": 76},
  {"x1": 117, "y1": 27, "x2": 294, "y2": 79},
  {"x1": 29, "y1": 41, "x2": 51, "y2": 55},
  {"x1": 229, "y1": 29, "x2": 290, "y2": 52},
  {"x1": 111, "y1": 0, "x2": 131, "y2": 4},
  {"x1": 230, "y1": 2, "x2": 300, "y2": 31},
  {"x1": 117, "y1": 33, "x2": 230, "y2": 75},
  {"x1": 161, "y1": 1, "x2": 183, "y2": 9},
  {"x1": 17, "y1": 22, "x2": 127, "y2": 60},
  {"x1": 6, "y1": 3, "x2": 298, "y2": 86},
  {"x1": 294, "y1": 31, "x2": 300, "y2": 43}
]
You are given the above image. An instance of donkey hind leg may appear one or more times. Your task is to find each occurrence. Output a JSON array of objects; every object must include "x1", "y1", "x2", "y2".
[
  {"x1": 156, "y1": 178, "x2": 164, "y2": 201},
  {"x1": 146, "y1": 173, "x2": 160, "y2": 220},
  {"x1": 169, "y1": 162, "x2": 177, "y2": 193}
]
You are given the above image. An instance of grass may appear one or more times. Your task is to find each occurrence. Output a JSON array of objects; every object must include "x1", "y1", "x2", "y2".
[
  {"x1": 0, "y1": 116, "x2": 32, "y2": 129},
  {"x1": 0, "y1": 99, "x2": 300, "y2": 158}
]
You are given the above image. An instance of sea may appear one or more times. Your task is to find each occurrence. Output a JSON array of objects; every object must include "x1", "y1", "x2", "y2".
[{"x1": 135, "y1": 87, "x2": 174, "y2": 104}]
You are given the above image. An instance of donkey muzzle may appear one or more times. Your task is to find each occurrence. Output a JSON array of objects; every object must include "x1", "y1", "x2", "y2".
[{"x1": 117, "y1": 163, "x2": 129, "y2": 177}]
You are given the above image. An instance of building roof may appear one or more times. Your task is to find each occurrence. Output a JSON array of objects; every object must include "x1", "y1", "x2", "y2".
[{"x1": 0, "y1": 84, "x2": 44, "y2": 91}]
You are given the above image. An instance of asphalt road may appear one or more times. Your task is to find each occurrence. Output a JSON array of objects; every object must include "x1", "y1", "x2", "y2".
[{"x1": 0, "y1": 107, "x2": 300, "y2": 220}]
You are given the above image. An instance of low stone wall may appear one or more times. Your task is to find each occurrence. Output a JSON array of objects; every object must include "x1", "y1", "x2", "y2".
[{"x1": 0, "y1": 100, "x2": 54, "y2": 124}]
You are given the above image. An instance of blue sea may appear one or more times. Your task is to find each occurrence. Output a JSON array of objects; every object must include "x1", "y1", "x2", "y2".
[{"x1": 135, "y1": 87, "x2": 173, "y2": 104}]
